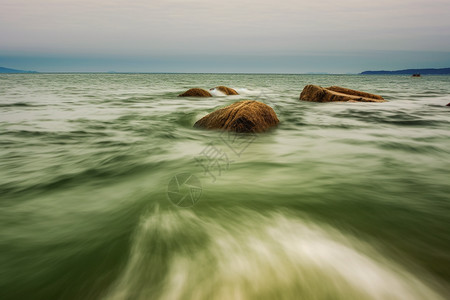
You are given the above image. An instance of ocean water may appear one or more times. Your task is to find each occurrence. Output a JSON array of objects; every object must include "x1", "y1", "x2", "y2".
[{"x1": 0, "y1": 73, "x2": 449, "y2": 300}]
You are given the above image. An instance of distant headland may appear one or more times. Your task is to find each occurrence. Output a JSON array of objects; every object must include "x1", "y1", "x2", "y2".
[
  {"x1": 0, "y1": 67, "x2": 38, "y2": 74},
  {"x1": 360, "y1": 68, "x2": 450, "y2": 75}
]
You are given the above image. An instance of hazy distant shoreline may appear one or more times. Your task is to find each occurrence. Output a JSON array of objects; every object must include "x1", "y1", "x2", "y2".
[
  {"x1": 360, "y1": 67, "x2": 450, "y2": 75},
  {"x1": 0, "y1": 66, "x2": 38, "y2": 74},
  {"x1": 2, "y1": 66, "x2": 450, "y2": 75}
]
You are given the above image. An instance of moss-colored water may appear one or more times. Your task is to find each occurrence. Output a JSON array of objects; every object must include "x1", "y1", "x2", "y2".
[{"x1": 1, "y1": 74, "x2": 449, "y2": 299}]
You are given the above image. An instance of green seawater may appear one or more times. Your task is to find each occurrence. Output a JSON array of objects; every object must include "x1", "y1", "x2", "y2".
[{"x1": 0, "y1": 74, "x2": 449, "y2": 299}]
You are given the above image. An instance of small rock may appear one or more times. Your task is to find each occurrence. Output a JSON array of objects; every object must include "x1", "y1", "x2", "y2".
[
  {"x1": 179, "y1": 88, "x2": 212, "y2": 97},
  {"x1": 194, "y1": 100, "x2": 279, "y2": 133},
  {"x1": 211, "y1": 86, "x2": 239, "y2": 95},
  {"x1": 300, "y1": 85, "x2": 386, "y2": 103}
]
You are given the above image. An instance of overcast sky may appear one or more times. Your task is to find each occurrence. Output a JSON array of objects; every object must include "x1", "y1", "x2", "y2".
[{"x1": 1, "y1": 0, "x2": 450, "y2": 73}]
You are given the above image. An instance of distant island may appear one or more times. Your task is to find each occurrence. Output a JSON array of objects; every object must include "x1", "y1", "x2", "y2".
[
  {"x1": 0, "y1": 67, "x2": 38, "y2": 74},
  {"x1": 360, "y1": 67, "x2": 450, "y2": 75}
]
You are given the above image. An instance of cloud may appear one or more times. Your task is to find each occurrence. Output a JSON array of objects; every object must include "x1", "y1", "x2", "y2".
[{"x1": 1, "y1": 0, "x2": 449, "y2": 71}]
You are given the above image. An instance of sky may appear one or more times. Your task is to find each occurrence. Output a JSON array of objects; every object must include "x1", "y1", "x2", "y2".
[{"x1": 1, "y1": 0, "x2": 450, "y2": 73}]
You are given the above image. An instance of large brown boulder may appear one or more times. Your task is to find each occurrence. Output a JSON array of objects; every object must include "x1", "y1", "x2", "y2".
[
  {"x1": 179, "y1": 88, "x2": 212, "y2": 97},
  {"x1": 300, "y1": 85, "x2": 386, "y2": 103},
  {"x1": 194, "y1": 100, "x2": 279, "y2": 133},
  {"x1": 212, "y1": 86, "x2": 239, "y2": 95}
]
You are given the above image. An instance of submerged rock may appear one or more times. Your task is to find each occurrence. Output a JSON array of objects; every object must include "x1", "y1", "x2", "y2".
[
  {"x1": 194, "y1": 100, "x2": 279, "y2": 133},
  {"x1": 179, "y1": 88, "x2": 212, "y2": 97},
  {"x1": 300, "y1": 85, "x2": 386, "y2": 103},
  {"x1": 212, "y1": 86, "x2": 239, "y2": 95}
]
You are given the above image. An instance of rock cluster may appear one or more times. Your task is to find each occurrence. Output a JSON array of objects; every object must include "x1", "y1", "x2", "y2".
[
  {"x1": 188, "y1": 85, "x2": 387, "y2": 133},
  {"x1": 179, "y1": 86, "x2": 238, "y2": 97}
]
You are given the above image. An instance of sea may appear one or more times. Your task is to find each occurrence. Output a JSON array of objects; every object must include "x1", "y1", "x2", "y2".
[{"x1": 1, "y1": 73, "x2": 449, "y2": 300}]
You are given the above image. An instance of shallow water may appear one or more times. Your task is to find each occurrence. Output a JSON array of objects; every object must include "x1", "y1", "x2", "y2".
[{"x1": 0, "y1": 74, "x2": 449, "y2": 299}]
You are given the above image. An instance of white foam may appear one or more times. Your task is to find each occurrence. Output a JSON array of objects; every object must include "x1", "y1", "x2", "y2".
[
  {"x1": 104, "y1": 208, "x2": 445, "y2": 300},
  {"x1": 235, "y1": 87, "x2": 264, "y2": 96},
  {"x1": 209, "y1": 88, "x2": 227, "y2": 97}
]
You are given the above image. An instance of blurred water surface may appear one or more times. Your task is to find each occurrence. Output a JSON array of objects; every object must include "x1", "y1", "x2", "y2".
[{"x1": 1, "y1": 74, "x2": 449, "y2": 299}]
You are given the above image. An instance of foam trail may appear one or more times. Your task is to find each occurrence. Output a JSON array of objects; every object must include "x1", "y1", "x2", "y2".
[
  {"x1": 209, "y1": 88, "x2": 226, "y2": 97},
  {"x1": 235, "y1": 87, "x2": 263, "y2": 96},
  {"x1": 104, "y1": 208, "x2": 445, "y2": 300}
]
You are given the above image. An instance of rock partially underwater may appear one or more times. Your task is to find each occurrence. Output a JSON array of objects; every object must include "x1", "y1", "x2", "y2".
[
  {"x1": 300, "y1": 85, "x2": 386, "y2": 103},
  {"x1": 194, "y1": 100, "x2": 279, "y2": 133},
  {"x1": 211, "y1": 86, "x2": 239, "y2": 95},
  {"x1": 179, "y1": 88, "x2": 212, "y2": 97}
]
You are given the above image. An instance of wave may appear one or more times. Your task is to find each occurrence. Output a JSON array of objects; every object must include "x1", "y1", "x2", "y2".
[
  {"x1": 209, "y1": 88, "x2": 227, "y2": 97},
  {"x1": 334, "y1": 109, "x2": 444, "y2": 127},
  {"x1": 103, "y1": 207, "x2": 445, "y2": 300},
  {"x1": 235, "y1": 88, "x2": 263, "y2": 96},
  {"x1": 0, "y1": 102, "x2": 38, "y2": 107}
]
